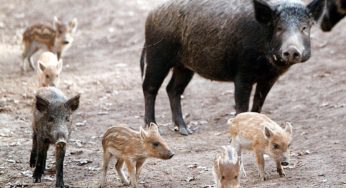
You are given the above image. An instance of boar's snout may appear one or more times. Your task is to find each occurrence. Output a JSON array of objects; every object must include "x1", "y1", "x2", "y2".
[
  {"x1": 55, "y1": 138, "x2": 67, "y2": 148},
  {"x1": 282, "y1": 46, "x2": 302, "y2": 63}
]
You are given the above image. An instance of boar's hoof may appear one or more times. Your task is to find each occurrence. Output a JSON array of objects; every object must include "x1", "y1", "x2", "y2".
[
  {"x1": 179, "y1": 127, "x2": 193, "y2": 136},
  {"x1": 29, "y1": 161, "x2": 36, "y2": 168},
  {"x1": 33, "y1": 176, "x2": 41, "y2": 183}
]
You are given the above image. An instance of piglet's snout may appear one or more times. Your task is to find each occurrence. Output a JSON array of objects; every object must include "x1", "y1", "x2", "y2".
[
  {"x1": 55, "y1": 138, "x2": 67, "y2": 148},
  {"x1": 168, "y1": 151, "x2": 175, "y2": 159},
  {"x1": 281, "y1": 157, "x2": 289, "y2": 166}
]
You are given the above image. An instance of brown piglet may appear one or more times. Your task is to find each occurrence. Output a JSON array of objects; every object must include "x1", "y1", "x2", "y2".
[
  {"x1": 100, "y1": 123, "x2": 174, "y2": 188},
  {"x1": 213, "y1": 145, "x2": 241, "y2": 188},
  {"x1": 22, "y1": 17, "x2": 77, "y2": 71},
  {"x1": 228, "y1": 112, "x2": 293, "y2": 181}
]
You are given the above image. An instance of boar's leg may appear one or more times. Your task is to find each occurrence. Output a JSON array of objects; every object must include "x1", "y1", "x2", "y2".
[
  {"x1": 166, "y1": 67, "x2": 194, "y2": 135},
  {"x1": 33, "y1": 139, "x2": 49, "y2": 183},
  {"x1": 142, "y1": 41, "x2": 178, "y2": 127},
  {"x1": 55, "y1": 141, "x2": 66, "y2": 188},
  {"x1": 234, "y1": 75, "x2": 254, "y2": 114},
  {"x1": 30, "y1": 133, "x2": 38, "y2": 167},
  {"x1": 251, "y1": 78, "x2": 278, "y2": 113}
]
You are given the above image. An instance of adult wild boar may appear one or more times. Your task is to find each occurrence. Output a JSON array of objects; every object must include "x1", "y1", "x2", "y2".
[
  {"x1": 309, "y1": 0, "x2": 346, "y2": 31},
  {"x1": 141, "y1": 0, "x2": 324, "y2": 135}
]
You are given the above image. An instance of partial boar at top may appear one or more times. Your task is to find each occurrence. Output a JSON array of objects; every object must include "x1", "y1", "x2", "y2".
[
  {"x1": 213, "y1": 145, "x2": 241, "y2": 188},
  {"x1": 141, "y1": 0, "x2": 325, "y2": 135},
  {"x1": 309, "y1": 0, "x2": 346, "y2": 31},
  {"x1": 37, "y1": 51, "x2": 63, "y2": 87},
  {"x1": 22, "y1": 17, "x2": 77, "y2": 72},
  {"x1": 228, "y1": 112, "x2": 293, "y2": 181},
  {"x1": 100, "y1": 123, "x2": 174, "y2": 188}
]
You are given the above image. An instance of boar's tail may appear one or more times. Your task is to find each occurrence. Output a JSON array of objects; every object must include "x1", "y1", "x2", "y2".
[{"x1": 140, "y1": 45, "x2": 146, "y2": 79}]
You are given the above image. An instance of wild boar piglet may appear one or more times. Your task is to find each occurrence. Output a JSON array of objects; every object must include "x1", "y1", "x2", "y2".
[
  {"x1": 36, "y1": 51, "x2": 63, "y2": 87},
  {"x1": 228, "y1": 112, "x2": 293, "y2": 181},
  {"x1": 22, "y1": 17, "x2": 77, "y2": 71},
  {"x1": 213, "y1": 145, "x2": 241, "y2": 188},
  {"x1": 100, "y1": 123, "x2": 174, "y2": 188}
]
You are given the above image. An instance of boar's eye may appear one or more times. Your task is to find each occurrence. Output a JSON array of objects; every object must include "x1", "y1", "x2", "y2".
[
  {"x1": 221, "y1": 176, "x2": 225, "y2": 180},
  {"x1": 273, "y1": 143, "x2": 280, "y2": 149},
  {"x1": 152, "y1": 142, "x2": 160, "y2": 147},
  {"x1": 48, "y1": 116, "x2": 54, "y2": 123},
  {"x1": 234, "y1": 175, "x2": 238, "y2": 179}
]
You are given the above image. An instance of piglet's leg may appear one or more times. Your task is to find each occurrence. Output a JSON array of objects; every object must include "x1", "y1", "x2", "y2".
[
  {"x1": 30, "y1": 133, "x2": 38, "y2": 168},
  {"x1": 33, "y1": 140, "x2": 49, "y2": 183},
  {"x1": 115, "y1": 159, "x2": 129, "y2": 185},
  {"x1": 255, "y1": 151, "x2": 267, "y2": 181},
  {"x1": 125, "y1": 159, "x2": 137, "y2": 188},
  {"x1": 135, "y1": 159, "x2": 146, "y2": 181},
  {"x1": 276, "y1": 161, "x2": 285, "y2": 177},
  {"x1": 55, "y1": 141, "x2": 66, "y2": 188}
]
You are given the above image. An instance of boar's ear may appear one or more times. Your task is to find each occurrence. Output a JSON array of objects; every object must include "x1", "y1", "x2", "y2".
[
  {"x1": 284, "y1": 122, "x2": 293, "y2": 136},
  {"x1": 264, "y1": 126, "x2": 273, "y2": 139},
  {"x1": 69, "y1": 18, "x2": 78, "y2": 33},
  {"x1": 149, "y1": 122, "x2": 159, "y2": 133},
  {"x1": 65, "y1": 94, "x2": 80, "y2": 112},
  {"x1": 57, "y1": 59, "x2": 63, "y2": 74},
  {"x1": 307, "y1": 0, "x2": 326, "y2": 22},
  {"x1": 253, "y1": 0, "x2": 274, "y2": 25},
  {"x1": 36, "y1": 96, "x2": 49, "y2": 112},
  {"x1": 140, "y1": 127, "x2": 148, "y2": 140}
]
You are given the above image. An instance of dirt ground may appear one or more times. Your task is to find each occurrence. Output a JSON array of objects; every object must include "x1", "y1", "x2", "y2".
[{"x1": 0, "y1": 0, "x2": 345, "y2": 187}]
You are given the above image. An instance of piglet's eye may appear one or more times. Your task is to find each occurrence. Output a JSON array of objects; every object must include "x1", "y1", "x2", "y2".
[
  {"x1": 65, "y1": 116, "x2": 70, "y2": 122},
  {"x1": 221, "y1": 176, "x2": 225, "y2": 180},
  {"x1": 234, "y1": 175, "x2": 238, "y2": 179},
  {"x1": 46, "y1": 75, "x2": 50, "y2": 79},
  {"x1": 48, "y1": 116, "x2": 54, "y2": 122},
  {"x1": 273, "y1": 144, "x2": 280, "y2": 149},
  {"x1": 152, "y1": 142, "x2": 160, "y2": 147}
]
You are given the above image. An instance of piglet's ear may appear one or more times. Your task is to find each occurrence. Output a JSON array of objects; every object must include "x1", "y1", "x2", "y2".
[
  {"x1": 37, "y1": 61, "x2": 46, "y2": 73},
  {"x1": 65, "y1": 94, "x2": 80, "y2": 112},
  {"x1": 253, "y1": 0, "x2": 274, "y2": 25},
  {"x1": 53, "y1": 16, "x2": 62, "y2": 30},
  {"x1": 140, "y1": 127, "x2": 148, "y2": 140},
  {"x1": 36, "y1": 96, "x2": 49, "y2": 112},
  {"x1": 57, "y1": 59, "x2": 63, "y2": 74},
  {"x1": 69, "y1": 18, "x2": 78, "y2": 33},
  {"x1": 264, "y1": 126, "x2": 273, "y2": 139},
  {"x1": 149, "y1": 122, "x2": 159, "y2": 133},
  {"x1": 284, "y1": 122, "x2": 293, "y2": 136}
]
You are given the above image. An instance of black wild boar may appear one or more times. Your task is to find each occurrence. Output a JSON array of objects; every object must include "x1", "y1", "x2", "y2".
[
  {"x1": 140, "y1": 0, "x2": 324, "y2": 135},
  {"x1": 30, "y1": 87, "x2": 80, "y2": 187},
  {"x1": 310, "y1": 0, "x2": 346, "y2": 31}
]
